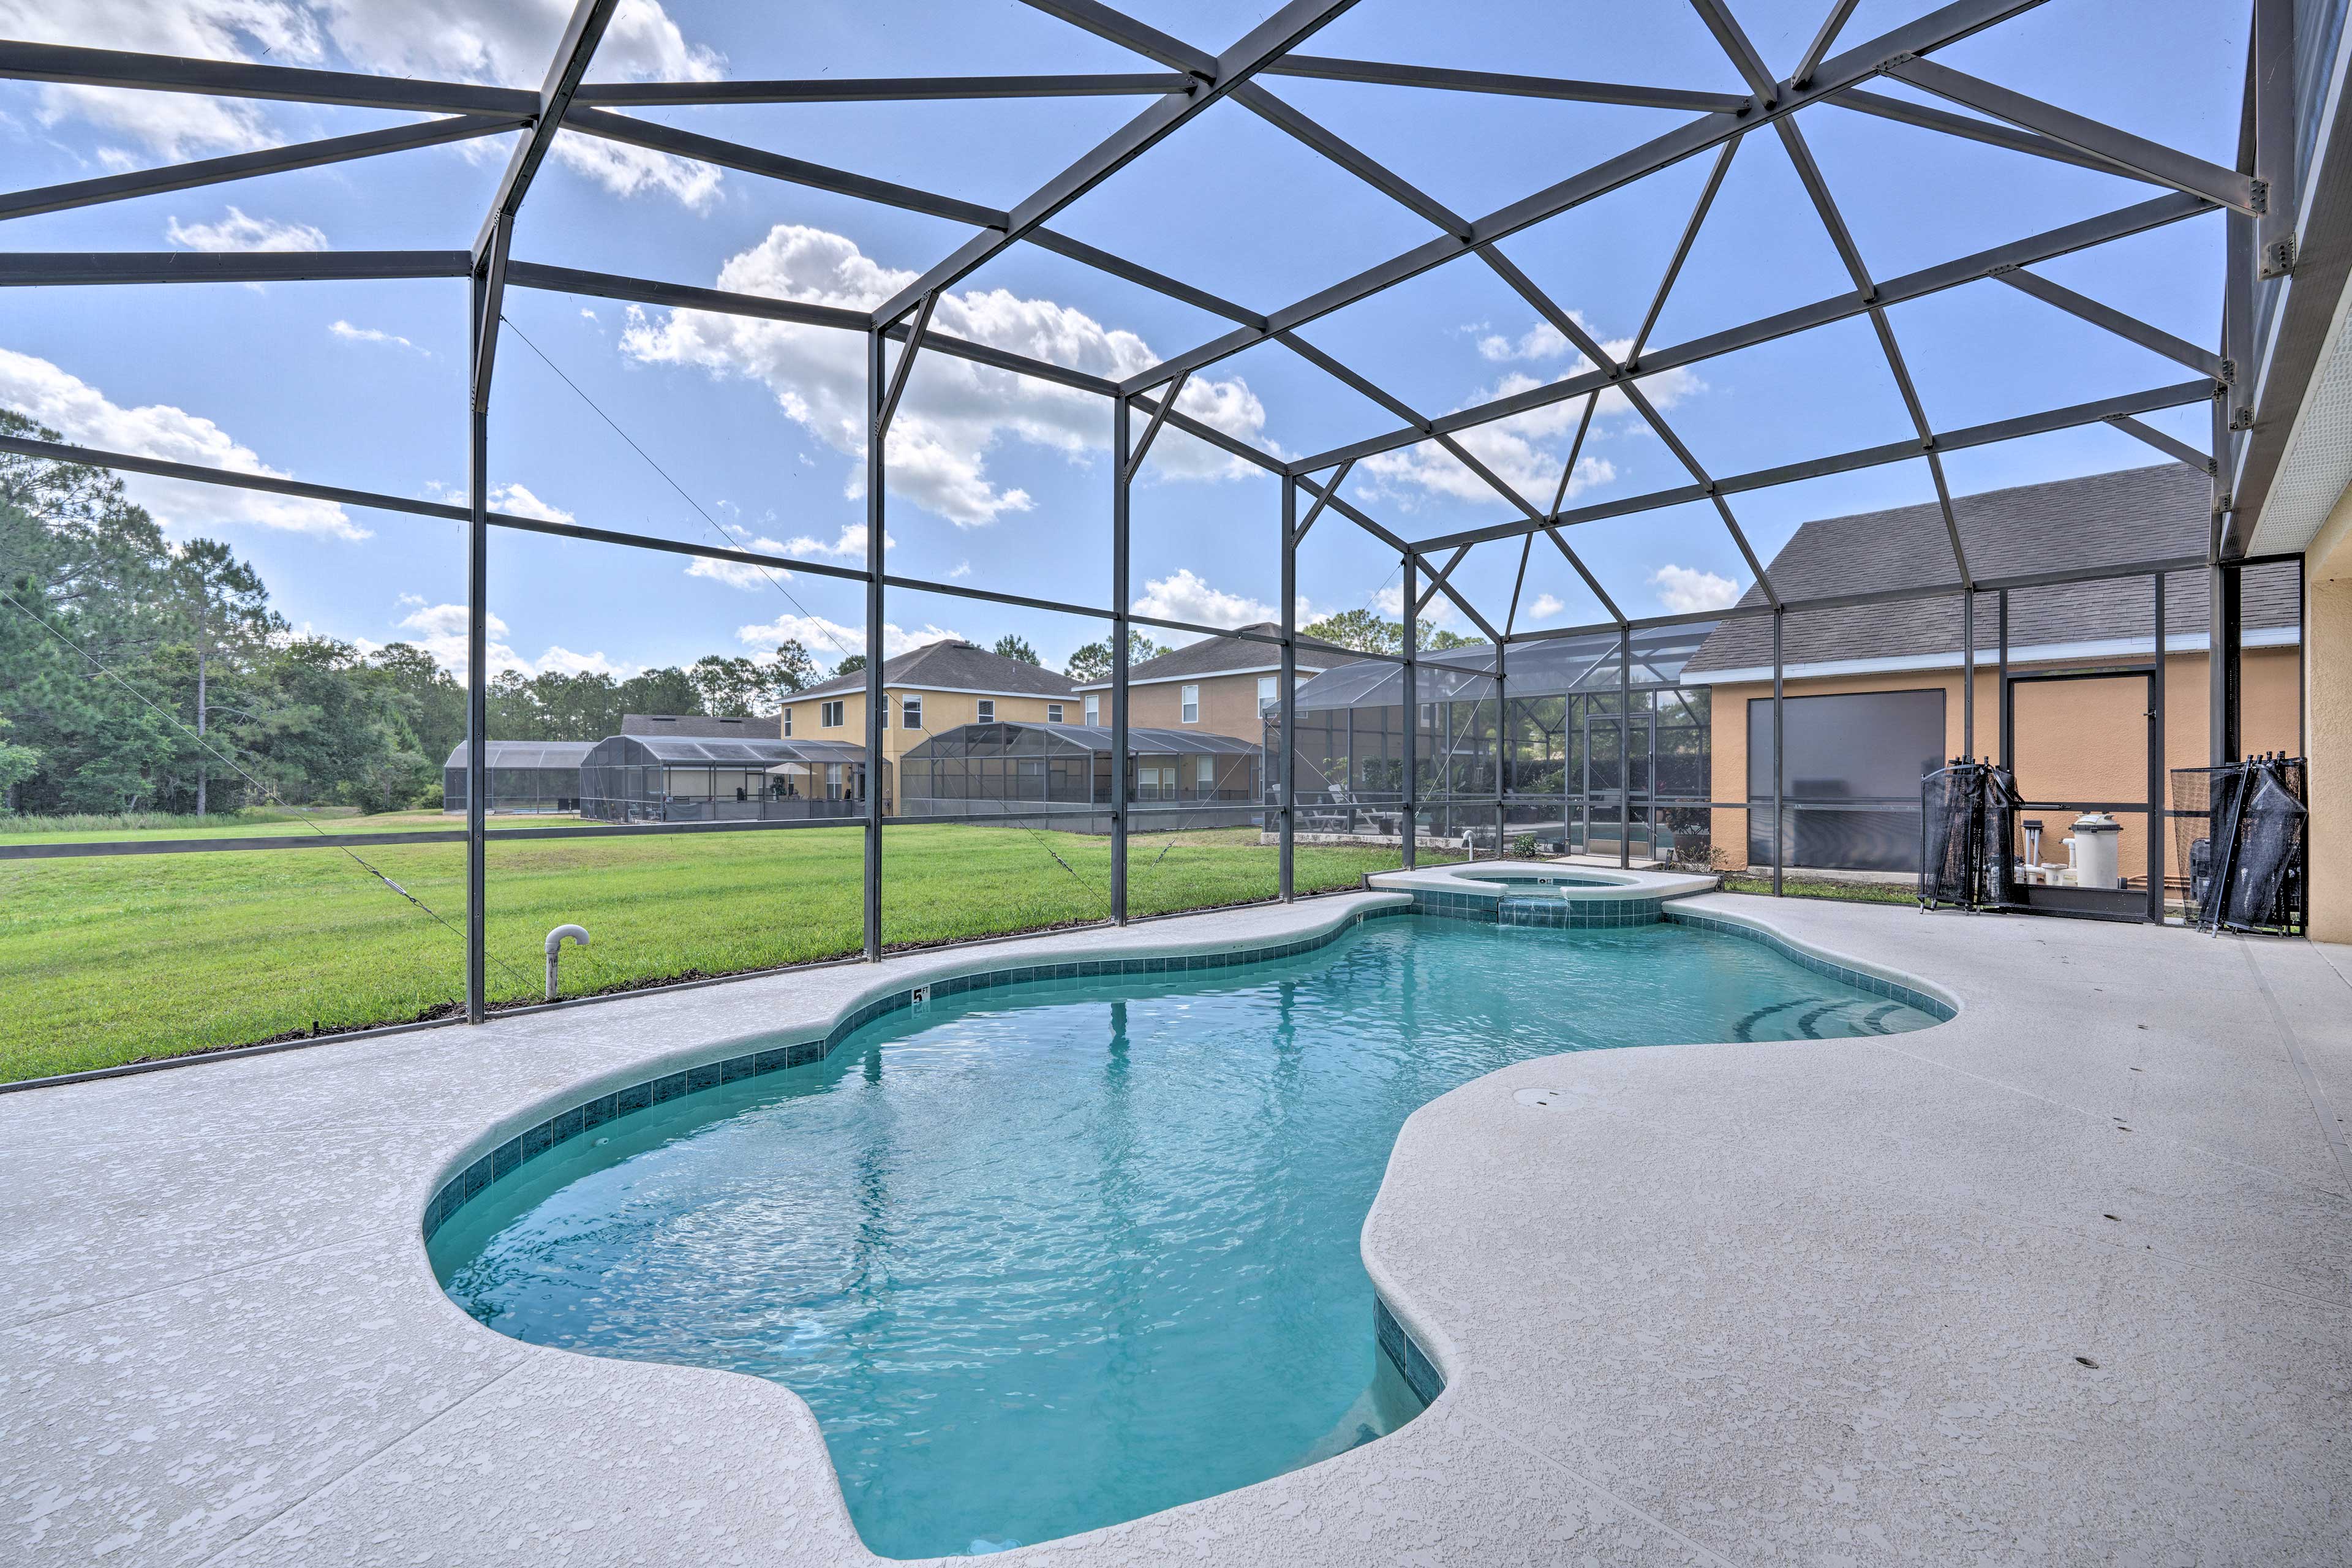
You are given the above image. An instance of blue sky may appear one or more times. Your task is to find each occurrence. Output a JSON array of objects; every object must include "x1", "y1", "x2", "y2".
[{"x1": 0, "y1": 1, "x2": 2248, "y2": 685}]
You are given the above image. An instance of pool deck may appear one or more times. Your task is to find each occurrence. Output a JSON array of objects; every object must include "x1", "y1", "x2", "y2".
[{"x1": 4, "y1": 893, "x2": 2348, "y2": 1566}]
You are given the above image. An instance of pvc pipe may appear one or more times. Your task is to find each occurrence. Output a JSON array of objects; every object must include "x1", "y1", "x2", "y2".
[{"x1": 545, "y1": 924, "x2": 589, "y2": 1001}]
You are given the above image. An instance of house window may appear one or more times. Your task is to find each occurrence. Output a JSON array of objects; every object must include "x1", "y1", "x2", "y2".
[
  {"x1": 783, "y1": 707, "x2": 793, "y2": 737},
  {"x1": 1257, "y1": 674, "x2": 1276, "y2": 712},
  {"x1": 1180, "y1": 683, "x2": 1200, "y2": 723},
  {"x1": 821, "y1": 700, "x2": 843, "y2": 728},
  {"x1": 1196, "y1": 756, "x2": 1216, "y2": 793},
  {"x1": 1084, "y1": 695, "x2": 1100, "y2": 725},
  {"x1": 1048, "y1": 703, "x2": 1064, "y2": 723},
  {"x1": 902, "y1": 695, "x2": 922, "y2": 729},
  {"x1": 978, "y1": 699, "x2": 995, "y2": 722}
]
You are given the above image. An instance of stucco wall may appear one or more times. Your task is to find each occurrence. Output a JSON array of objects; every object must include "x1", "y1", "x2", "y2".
[
  {"x1": 1707, "y1": 647, "x2": 2301, "y2": 880},
  {"x1": 2308, "y1": 498, "x2": 2352, "y2": 942}
]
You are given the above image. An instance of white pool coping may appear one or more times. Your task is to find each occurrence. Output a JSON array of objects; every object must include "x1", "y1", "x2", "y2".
[
  {"x1": 4, "y1": 894, "x2": 2348, "y2": 1566},
  {"x1": 1368, "y1": 858, "x2": 1719, "y2": 901}
]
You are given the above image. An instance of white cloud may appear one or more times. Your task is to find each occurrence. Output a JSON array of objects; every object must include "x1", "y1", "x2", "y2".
[
  {"x1": 1130, "y1": 568, "x2": 1308, "y2": 633},
  {"x1": 619, "y1": 224, "x2": 1270, "y2": 527},
  {"x1": 166, "y1": 207, "x2": 329, "y2": 252},
  {"x1": 486, "y1": 482, "x2": 573, "y2": 524},
  {"x1": 685, "y1": 524, "x2": 890, "y2": 590},
  {"x1": 1364, "y1": 310, "x2": 1707, "y2": 511},
  {"x1": 949, "y1": 560, "x2": 972, "y2": 579},
  {"x1": 3, "y1": 0, "x2": 723, "y2": 205},
  {"x1": 732, "y1": 611, "x2": 959, "y2": 664},
  {"x1": 330, "y1": 319, "x2": 424, "y2": 353},
  {"x1": 783, "y1": 521, "x2": 886, "y2": 560},
  {"x1": 0, "y1": 347, "x2": 361, "y2": 538},
  {"x1": 391, "y1": 600, "x2": 633, "y2": 677},
  {"x1": 685, "y1": 534, "x2": 793, "y2": 591},
  {"x1": 1528, "y1": 593, "x2": 1565, "y2": 619},
  {"x1": 1371, "y1": 580, "x2": 1460, "y2": 629},
  {"x1": 1649, "y1": 562, "x2": 1740, "y2": 613}
]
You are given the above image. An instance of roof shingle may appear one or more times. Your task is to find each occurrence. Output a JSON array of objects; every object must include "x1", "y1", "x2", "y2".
[{"x1": 1683, "y1": 466, "x2": 2297, "y2": 677}]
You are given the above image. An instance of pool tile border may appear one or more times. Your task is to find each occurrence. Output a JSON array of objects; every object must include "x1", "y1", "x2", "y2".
[
  {"x1": 421, "y1": 904, "x2": 1416, "y2": 1243},
  {"x1": 1407, "y1": 886, "x2": 1672, "y2": 929},
  {"x1": 1374, "y1": 1294, "x2": 1444, "y2": 1408},
  {"x1": 1665, "y1": 907, "x2": 1956, "y2": 1021},
  {"x1": 423, "y1": 899, "x2": 1953, "y2": 1243}
]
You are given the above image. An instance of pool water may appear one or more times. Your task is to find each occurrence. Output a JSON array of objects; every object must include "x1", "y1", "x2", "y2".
[{"x1": 431, "y1": 915, "x2": 1937, "y2": 1558}]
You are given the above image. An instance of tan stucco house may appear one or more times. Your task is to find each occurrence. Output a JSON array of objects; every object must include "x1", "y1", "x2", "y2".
[
  {"x1": 780, "y1": 640, "x2": 1077, "y2": 815},
  {"x1": 1682, "y1": 465, "x2": 2300, "y2": 882},
  {"x1": 1071, "y1": 621, "x2": 1350, "y2": 737}
]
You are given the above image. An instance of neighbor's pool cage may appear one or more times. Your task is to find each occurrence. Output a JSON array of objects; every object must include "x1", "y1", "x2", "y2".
[
  {"x1": 899, "y1": 722, "x2": 1262, "y2": 832},
  {"x1": 578, "y1": 734, "x2": 871, "y2": 824},
  {"x1": 1273, "y1": 625, "x2": 1715, "y2": 864},
  {"x1": 442, "y1": 740, "x2": 595, "y2": 815}
]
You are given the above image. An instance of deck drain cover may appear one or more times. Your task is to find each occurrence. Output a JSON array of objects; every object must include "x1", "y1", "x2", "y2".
[{"x1": 1513, "y1": 1087, "x2": 1570, "y2": 1108}]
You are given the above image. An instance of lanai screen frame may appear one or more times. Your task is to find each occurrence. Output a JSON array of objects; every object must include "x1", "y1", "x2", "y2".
[{"x1": 0, "y1": 0, "x2": 2307, "y2": 1023}]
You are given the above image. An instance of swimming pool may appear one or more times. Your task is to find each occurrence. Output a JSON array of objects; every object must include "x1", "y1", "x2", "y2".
[{"x1": 429, "y1": 912, "x2": 1942, "y2": 1558}]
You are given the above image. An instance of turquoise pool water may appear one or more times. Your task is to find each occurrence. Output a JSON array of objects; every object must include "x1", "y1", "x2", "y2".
[{"x1": 430, "y1": 914, "x2": 1938, "y2": 1558}]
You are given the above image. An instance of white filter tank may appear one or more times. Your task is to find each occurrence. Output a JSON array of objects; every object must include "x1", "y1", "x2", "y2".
[{"x1": 2070, "y1": 812, "x2": 2123, "y2": 889}]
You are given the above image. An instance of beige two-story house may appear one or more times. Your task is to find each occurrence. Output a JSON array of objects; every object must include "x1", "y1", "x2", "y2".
[
  {"x1": 780, "y1": 640, "x2": 1079, "y2": 815},
  {"x1": 1071, "y1": 621, "x2": 1351, "y2": 737}
]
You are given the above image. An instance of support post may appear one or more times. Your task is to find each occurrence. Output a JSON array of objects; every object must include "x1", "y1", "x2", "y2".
[
  {"x1": 1998, "y1": 589, "x2": 2013, "y2": 769},
  {"x1": 862, "y1": 330, "x2": 885, "y2": 960},
  {"x1": 1494, "y1": 636, "x2": 1507, "y2": 859},
  {"x1": 1402, "y1": 553, "x2": 1419, "y2": 870},
  {"x1": 1619, "y1": 624, "x2": 1632, "y2": 869},
  {"x1": 464, "y1": 268, "x2": 489, "y2": 1023},
  {"x1": 1771, "y1": 605, "x2": 1785, "y2": 897},
  {"x1": 1962, "y1": 588, "x2": 1976, "y2": 759},
  {"x1": 2212, "y1": 562, "x2": 2242, "y2": 763},
  {"x1": 1111, "y1": 397, "x2": 1131, "y2": 922},
  {"x1": 1279, "y1": 472, "x2": 1297, "y2": 899},
  {"x1": 2151, "y1": 572, "x2": 2168, "y2": 923}
]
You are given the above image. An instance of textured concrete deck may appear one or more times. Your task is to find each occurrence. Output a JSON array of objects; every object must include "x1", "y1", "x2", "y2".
[{"x1": 4, "y1": 895, "x2": 2348, "y2": 1566}]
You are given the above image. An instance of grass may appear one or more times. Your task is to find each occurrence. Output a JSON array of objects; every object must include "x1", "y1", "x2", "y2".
[
  {"x1": 1718, "y1": 872, "x2": 1917, "y2": 907},
  {"x1": 0, "y1": 804, "x2": 374, "y2": 843},
  {"x1": 0, "y1": 822, "x2": 1413, "y2": 1083}
]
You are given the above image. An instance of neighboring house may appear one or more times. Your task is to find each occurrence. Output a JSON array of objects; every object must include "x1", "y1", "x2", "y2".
[
  {"x1": 1070, "y1": 621, "x2": 1351, "y2": 734},
  {"x1": 1681, "y1": 465, "x2": 2301, "y2": 879},
  {"x1": 778, "y1": 640, "x2": 1078, "y2": 814}
]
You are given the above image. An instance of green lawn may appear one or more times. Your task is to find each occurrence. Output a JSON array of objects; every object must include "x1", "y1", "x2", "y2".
[
  {"x1": 0, "y1": 823, "x2": 1411, "y2": 1083},
  {"x1": 1719, "y1": 872, "x2": 1917, "y2": 906}
]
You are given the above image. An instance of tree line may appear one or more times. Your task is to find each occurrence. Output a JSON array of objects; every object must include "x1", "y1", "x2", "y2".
[{"x1": 0, "y1": 414, "x2": 815, "y2": 817}]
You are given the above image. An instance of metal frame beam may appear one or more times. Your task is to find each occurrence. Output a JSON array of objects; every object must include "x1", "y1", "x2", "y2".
[
  {"x1": 0, "y1": 116, "x2": 526, "y2": 224},
  {"x1": 1284, "y1": 190, "x2": 2207, "y2": 473},
  {"x1": 0, "y1": 39, "x2": 537, "y2": 116},
  {"x1": 874, "y1": 0, "x2": 1360, "y2": 324},
  {"x1": 575, "y1": 72, "x2": 1191, "y2": 106},
  {"x1": 1124, "y1": 0, "x2": 2051, "y2": 397},
  {"x1": 1994, "y1": 268, "x2": 2231, "y2": 379},
  {"x1": 1411, "y1": 377, "x2": 2219, "y2": 553},
  {"x1": 1262, "y1": 55, "x2": 1751, "y2": 115},
  {"x1": 1884, "y1": 56, "x2": 2263, "y2": 213}
]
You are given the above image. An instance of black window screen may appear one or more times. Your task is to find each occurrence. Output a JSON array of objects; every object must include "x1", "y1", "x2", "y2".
[{"x1": 1748, "y1": 688, "x2": 1943, "y2": 872}]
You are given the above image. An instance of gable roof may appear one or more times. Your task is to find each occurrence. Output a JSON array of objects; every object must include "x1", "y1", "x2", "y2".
[
  {"x1": 621, "y1": 713, "x2": 771, "y2": 737},
  {"x1": 1682, "y1": 466, "x2": 2299, "y2": 680},
  {"x1": 1071, "y1": 622, "x2": 1352, "y2": 690},
  {"x1": 794, "y1": 639, "x2": 1077, "y2": 702}
]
